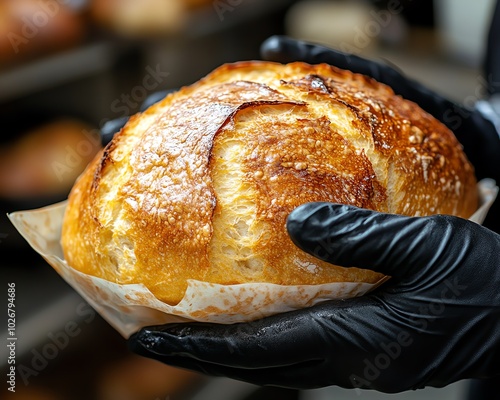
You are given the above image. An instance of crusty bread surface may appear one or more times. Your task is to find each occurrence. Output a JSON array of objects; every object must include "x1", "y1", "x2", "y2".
[{"x1": 61, "y1": 61, "x2": 478, "y2": 305}]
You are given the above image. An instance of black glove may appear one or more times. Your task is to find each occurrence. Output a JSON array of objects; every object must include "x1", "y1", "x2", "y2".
[{"x1": 129, "y1": 203, "x2": 500, "y2": 392}]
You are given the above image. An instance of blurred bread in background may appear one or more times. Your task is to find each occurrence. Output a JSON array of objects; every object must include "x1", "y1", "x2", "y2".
[
  {"x1": 90, "y1": 0, "x2": 187, "y2": 37},
  {"x1": 0, "y1": 0, "x2": 86, "y2": 66},
  {"x1": 0, "y1": 119, "x2": 101, "y2": 199},
  {"x1": 285, "y1": 0, "x2": 408, "y2": 56}
]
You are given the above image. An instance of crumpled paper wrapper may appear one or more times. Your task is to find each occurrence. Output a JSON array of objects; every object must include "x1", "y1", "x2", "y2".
[{"x1": 8, "y1": 179, "x2": 498, "y2": 338}]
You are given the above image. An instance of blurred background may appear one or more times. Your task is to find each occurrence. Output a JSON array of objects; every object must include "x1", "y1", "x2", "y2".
[{"x1": 0, "y1": 0, "x2": 496, "y2": 398}]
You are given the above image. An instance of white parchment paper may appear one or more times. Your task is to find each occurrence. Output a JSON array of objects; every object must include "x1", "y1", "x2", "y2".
[{"x1": 8, "y1": 179, "x2": 498, "y2": 338}]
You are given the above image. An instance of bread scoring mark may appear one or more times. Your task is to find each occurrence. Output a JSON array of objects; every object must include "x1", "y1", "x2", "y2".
[
  {"x1": 91, "y1": 141, "x2": 115, "y2": 195},
  {"x1": 278, "y1": 69, "x2": 475, "y2": 217},
  {"x1": 114, "y1": 80, "x2": 304, "y2": 302},
  {"x1": 227, "y1": 102, "x2": 387, "y2": 283},
  {"x1": 282, "y1": 73, "x2": 427, "y2": 155},
  {"x1": 305, "y1": 74, "x2": 332, "y2": 93},
  {"x1": 124, "y1": 81, "x2": 302, "y2": 243},
  {"x1": 88, "y1": 142, "x2": 117, "y2": 226}
]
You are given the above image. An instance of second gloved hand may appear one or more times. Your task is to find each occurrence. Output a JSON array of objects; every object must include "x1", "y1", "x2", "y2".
[{"x1": 129, "y1": 203, "x2": 500, "y2": 393}]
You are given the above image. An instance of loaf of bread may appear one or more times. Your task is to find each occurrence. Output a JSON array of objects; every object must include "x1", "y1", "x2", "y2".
[{"x1": 61, "y1": 61, "x2": 478, "y2": 305}]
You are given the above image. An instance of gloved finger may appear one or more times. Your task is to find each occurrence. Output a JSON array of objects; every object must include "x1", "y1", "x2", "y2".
[
  {"x1": 100, "y1": 89, "x2": 178, "y2": 147},
  {"x1": 261, "y1": 35, "x2": 387, "y2": 78},
  {"x1": 139, "y1": 89, "x2": 178, "y2": 112},
  {"x1": 128, "y1": 296, "x2": 419, "y2": 391},
  {"x1": 452, "y1": 111, "x2": 500, "y2": 183},
  {"x1": 128, "y1": 317, "x2": 332, "y2": 390},
  {"x1": 286, "y1": 202, "x2": 467, "y2": 280},
  {"x1": 128, "y1": 310, "x2": 329, "y2": 370},
  {"x1": 142, "y1": 346, "x2": 426, "y2": 392},
  {"x1": 100, "y1": 116, "x2": 129, "y2": 146},
  {"x1": 128, "y1": 295, "x2": 394, "y2": 369}
]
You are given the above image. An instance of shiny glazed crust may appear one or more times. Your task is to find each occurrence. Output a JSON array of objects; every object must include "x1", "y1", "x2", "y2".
[{"x1": 61, "y1": 61, "x2": 478, "y2": 305}]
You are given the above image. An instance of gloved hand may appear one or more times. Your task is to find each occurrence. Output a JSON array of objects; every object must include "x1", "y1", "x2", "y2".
[
  {"x1": 260, "y1": 35, "x2": 500, "y2": 232},
  {"x1": 129, "y1": 203, "x2": 500, "y2": 392}
]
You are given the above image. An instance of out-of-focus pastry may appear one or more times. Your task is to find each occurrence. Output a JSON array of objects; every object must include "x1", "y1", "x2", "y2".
[
  {"x1": 90, "y1": 0, "x2": 186, "y2": 37},
  {"x1": 0, "y1": 0, "x2": 86, "y2": 65},
  {"x1": 0, "y1": 119, "x2": 101, "y2": 199}
]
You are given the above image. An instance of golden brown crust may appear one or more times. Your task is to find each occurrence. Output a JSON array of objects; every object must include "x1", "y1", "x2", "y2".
[{"x1": 61, "y1": 61, "x2": 478, "y2": 305}]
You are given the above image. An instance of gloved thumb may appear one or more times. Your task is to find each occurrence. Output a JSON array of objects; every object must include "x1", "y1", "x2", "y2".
[{"x1": 286, "y1": 202, "x2": 459, "y2": 280}]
